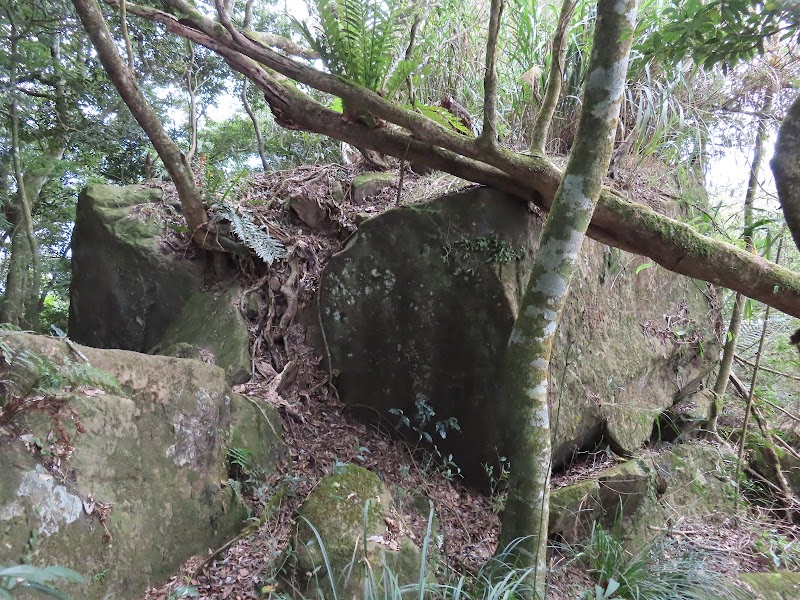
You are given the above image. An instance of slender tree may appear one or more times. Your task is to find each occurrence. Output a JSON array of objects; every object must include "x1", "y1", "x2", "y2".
[
  {"x1": 71, "y1": 0, "x2": 222, "y2": 251},
  {"x1": 529, "y1": 0, "x2": 577, "y2": 153},
  {"x1": 708, "y1": 87, "x2": 775, "y2": 436},
  {"x1": 497, "y1": 1, "x2": 637, "y2": 594}
]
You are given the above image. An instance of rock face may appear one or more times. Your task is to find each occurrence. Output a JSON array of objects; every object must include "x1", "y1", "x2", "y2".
[
  {"x1": 68, "y1": 184, "x2": 252, "y2": 385},
  {"x1": 739, "y1": 572, "x2": 800, "y2": 600},
  {"x1": 153, "y1": 286, "x2": 252, "y2": 385},
  {"x1": 0, "y1": 332, "x2": 283, "y2": 599},
  {"x1": 319, "y1": 187, "x2": 718, "y2": 482},
  {"x1": 69, "y1": 184, "x2": 202, "y2": 352},
  {"x1": 549, "y1": 443, "x2": 736, "y2": 546},
  {"x1": 285, "y1": 463, "x2": 428, "y2": 598}
]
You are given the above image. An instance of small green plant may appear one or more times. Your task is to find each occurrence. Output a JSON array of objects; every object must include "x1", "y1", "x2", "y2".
[
  {"x1": 753, "y1": 529, "x2": 800, "y2": 571},
  {"x1": 90, "y1": 569, "x2": 108, "y2": 584},
  {"x1": 0, "y1": 564, "x2": 84, "y2": 598},
  {"x1": 227, "y1": 446, "x2": 253, "y2": 478},
  {"x1": 482, "y1": 455, "x2": 510, "y2": 513},
  {"x1": 211, "y1": 202, "x2": 285, "y2": 265},
  {"x1": 167, "y1": 582, "x2": 200, "y2": 599},
  {"x1": 389, "y1": 397, "x2": 461, "y2": 444},
  {"x1": 226, "y1": 446, "x2": 272, "y2": 516},
  {"x1": 454, "y1": 235, "x2": 522, "y2": 264},
  {"x1": 389, "y1": 397, "x2": 463, "y2": 481},
  {"x1": 570, "y1": 524, "x2": 748, "y2": 600}
]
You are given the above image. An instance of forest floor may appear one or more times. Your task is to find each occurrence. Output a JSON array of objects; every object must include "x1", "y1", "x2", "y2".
[{"x1": 141, "y1": 162, "x2": 799, "y2": 599}]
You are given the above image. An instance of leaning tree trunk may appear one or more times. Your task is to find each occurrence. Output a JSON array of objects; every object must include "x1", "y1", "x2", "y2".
[
  {"x1": 497, "y1": 0, "x2": 637, "y2": 596},
  {"x1": 71, "y1": 0, "x2": 220, "y2": 251}
]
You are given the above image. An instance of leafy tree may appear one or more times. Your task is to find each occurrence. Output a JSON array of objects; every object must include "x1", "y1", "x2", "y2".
[
  {"x1": 644, "y1": 0, "x2": 800, "y2": 71},
  {"x1": 0, "y1": 0, "x2": 163, "y2": 331}
]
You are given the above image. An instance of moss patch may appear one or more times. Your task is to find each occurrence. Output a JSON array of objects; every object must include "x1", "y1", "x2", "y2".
[
  {"x1": 288, "y1": 464, "x2": 428, "y2": 598},
  {"x1": 154, "y1": 286, "x2": 251, "y2": 385},
  {"x1": 739, "y1": 572, "x2": 800, "y2": 599}
]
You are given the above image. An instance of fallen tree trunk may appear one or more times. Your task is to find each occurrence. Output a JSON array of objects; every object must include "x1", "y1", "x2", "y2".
[{"x1": 98, "y1": 0, "x2": 800, "y2": 317}]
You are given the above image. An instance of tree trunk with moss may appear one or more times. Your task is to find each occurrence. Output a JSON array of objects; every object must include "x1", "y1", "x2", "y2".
[
  {"x1": 496, "y1": 1, "x2": 637, "y2": 596},
  {"x1": 529, "y1": 0, "x2": 576, "y2": 154},
  {"x1": 71, "y1": 0, "x2": 220, "y2": 251}
]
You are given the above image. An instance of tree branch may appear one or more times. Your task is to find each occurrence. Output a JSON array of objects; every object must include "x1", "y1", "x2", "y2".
[
  {"x1": 94, "y1": 0, "x2": 800, "y2": 318},
  {"x1": 479, "y1": 0, "x2": 503, "y2": 148},
  {"x1": 530, "y1": 0, "x2": 576, "y2": 153}
]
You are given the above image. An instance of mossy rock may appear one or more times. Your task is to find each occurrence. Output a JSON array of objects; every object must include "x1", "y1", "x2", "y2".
[
  {"x1": 546, "y1": 443, "x2": 736, "y2": 548},
  {"x1": 549, "y1": 478, "x2": 600, "y2": 540},
  {"x1": 153, "y1": 286, "x2": 251, "y2": 385},
  {"x1": 68, "y1": 184, "x2": 202, "y2": 352},
  {"x1": 286, "y1": 464, "x2": 431, "y2": 598},
  {"x1": 351, "y1": 172, "x2": 395, "y2": 203},
  {"x1": 739, "y1": 572, "x2": 800, "y2": 599},
  {"x1": 0, "y1": 332, "x2": 284, "y2": 599},
  {"x1": 319, "y1": 187, "x2": 718, "y2": 483}
]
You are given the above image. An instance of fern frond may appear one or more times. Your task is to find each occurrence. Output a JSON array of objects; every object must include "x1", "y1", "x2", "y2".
[
  {"x1": 296, "y1": 0, "x2": 416, "y2": 93},
  {"x1": 62, "y1": 360, "x2": 122, "y2": 394},
  {"x1": 212, "y1": 203, "x2": 286, "y2": 265}
]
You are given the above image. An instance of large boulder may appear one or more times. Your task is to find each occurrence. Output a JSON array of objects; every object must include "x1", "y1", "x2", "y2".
[
  {"x1": 319, "y1": 187, "x2": 718, "y2": 482},
  {"x1": 0, "y1": 332, "x2": 283, "y2": 599},
  {"x1": 152, "y1": 286, "x2": 252, "y2": 385},
  {"x1": 549, "y1": 443, "x2": 736, "y2": 546},
  {"x1": 68, "y1": 184, "x2": 252, "y2": 385},
  {"x1": 284, "y1": 464, "x2": 429, "y2": 598},
  {"x1": 68, "y1": 184, "x2": 202, "y2": 352}
]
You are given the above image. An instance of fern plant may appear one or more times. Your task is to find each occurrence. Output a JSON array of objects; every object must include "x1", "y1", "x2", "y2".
[
  {"x1": 294, "y1": 0, "x2": 418, "y2": 100},
  {"x1": 211, "y1": 203, "x2": 285, "y2": 265}
]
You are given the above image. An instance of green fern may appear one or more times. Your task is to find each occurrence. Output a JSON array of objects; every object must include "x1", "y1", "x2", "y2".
[
  {"x1": 294, "y1": 0, "x2": 417, "y2": 98},
  {"x1": 212, "y1": 203, "x2": 285, "y2": 265},
  {"x1": 1, "y1": 347, "x2": 63, "y2": 400},
  {"x1": 62, "y1": 360, "x2": 122, "y2": 395}
]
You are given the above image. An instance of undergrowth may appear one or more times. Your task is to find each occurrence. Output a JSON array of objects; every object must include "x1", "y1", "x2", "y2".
[{"x1": 567, "y1": 523, "x2": 749, "y2": 600}]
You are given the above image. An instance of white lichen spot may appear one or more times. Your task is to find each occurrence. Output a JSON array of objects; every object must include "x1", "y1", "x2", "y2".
[
  {"x1": 542, "y1": 320, "x2": 557, "y2": 337},
  {"x1": 532, "y1": 271, "x2": 568, "y2": 299},
  {"x1": 529, "y1": 358, "x2": 548, "y2": 370},
  {"x1": 6, "y1": 465, "x2": 83, "y2": 536},
  {"x1": 526, "y1": 382, "x2": 548, "y2": 400},
  {"x1": 561, "y1": 175, "x2": 592, "y2": 212},
  {"x1": 528, "y1": 404, "x2": 550, "y2": 429},
  {"x1": 614, "y1": 0, "x2": 638, "y2": 27},
  {"x1": 509, "y1": 328, "x2": 529, "y2": 346},
  {"x1": 587, "y1": 59, "x2": 628, "y2": 119},
  {"x1": 524, "y1": 304, "x2": 557, "y2": 323}
]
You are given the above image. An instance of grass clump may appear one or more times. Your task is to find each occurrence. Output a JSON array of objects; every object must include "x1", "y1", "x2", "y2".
[{"x1": 571, "y1": 524, "x2": 748, "y2": 600}]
